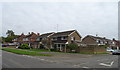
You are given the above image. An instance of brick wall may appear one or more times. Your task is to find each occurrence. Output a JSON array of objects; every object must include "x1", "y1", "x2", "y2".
[{"x1": 76, "y1": 45, "x2": 107, "y2": 54}]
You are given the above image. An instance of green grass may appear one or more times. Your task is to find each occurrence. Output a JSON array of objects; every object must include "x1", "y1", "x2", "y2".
[
  {"x1": 24, "y1": 49, "x2": 109, "y2": 55},
  {"x1": 25, "y1": 49, "x2": 65, "y2": 53},
  {"x1": 2, "y1": 48, "x2": 51, "y2": 56}
]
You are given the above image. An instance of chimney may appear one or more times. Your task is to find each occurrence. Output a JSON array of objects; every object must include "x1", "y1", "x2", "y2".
[
  {"x1": 37, "y1": 33, "x2": 40, "y2": 36},
  {"x1": 31, "y1": 32, "x2": 34, "y2": 34},
  {"x1": 96, "y1": 34, "x2": 98, "y2": 37},
  {"x1": 113, "y1": 38, "x2": 115, "y2": 41},
  {"x1": 28, "y1": 32, "x2": 31, "y2": 35},
  {"x1": 21, "y1": 33, "x2": 24, "y2": 35}
]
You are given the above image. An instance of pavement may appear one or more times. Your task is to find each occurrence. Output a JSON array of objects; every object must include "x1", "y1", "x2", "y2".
[{"x1": 2, "y1": 50, "x2": 119, "y2": 68}]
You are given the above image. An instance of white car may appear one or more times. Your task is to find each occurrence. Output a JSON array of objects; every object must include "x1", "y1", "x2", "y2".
[{"x1": 106, "y1": 48, "x2": 114, "y2": 52}]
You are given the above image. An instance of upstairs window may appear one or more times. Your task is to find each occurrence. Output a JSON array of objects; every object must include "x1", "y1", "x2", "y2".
[
  {"x1": 52, "y1": 37, "x2": 57, "y2": 40},
  {"x1": 23, "y1": 38, "x2": 29, "y2": 41},
  {"x1": 71, "y1": 37, "x2": 75, "y2": 40},
  {"x1": 61, "y1": 36, "x2": 67, "y2": 40},
  {"x1": 43, "y1": 37, "x2": 47, "y2": 40},
  {"x1": 96, "y1": 39, "x2": 101, "y2": 43},
  {"x1": 36, "y1": 38, "x2": 40, "y2": 41}
]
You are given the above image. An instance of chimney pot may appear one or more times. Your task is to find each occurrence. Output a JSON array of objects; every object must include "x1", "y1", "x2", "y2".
[{"x1": 37, "y1": 33, "x2": 40, "y2": 35}]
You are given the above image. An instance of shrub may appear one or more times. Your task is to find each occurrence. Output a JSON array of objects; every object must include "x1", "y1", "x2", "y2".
[
  {"x1": 67, "y1": 43, "x2": 78, "y2": 52},
  {"x1": 19, "y1": 44, "x2": 30, "y2": 49},
  {"x1": 99, "y1": 45, "x2": 108, "y2": 48}
]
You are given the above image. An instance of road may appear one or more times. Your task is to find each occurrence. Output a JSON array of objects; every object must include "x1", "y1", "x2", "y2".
[{"x1": 2, "y1": 51, "x2": 119, "y2": 68}]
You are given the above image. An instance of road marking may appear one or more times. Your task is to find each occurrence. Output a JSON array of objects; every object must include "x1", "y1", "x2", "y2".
[
  {"x1": 97, "y1": 60, "x2": 100, "y2": 61},
  {"x1": 82, "y1": 67, "x2": 89, "y2": 68},
  {"x1": 99, "y1": 61, "x2": 114, "y2": 67},
  {"x1": 40, "y1": 59, "x2": 45, "y2": 61}
]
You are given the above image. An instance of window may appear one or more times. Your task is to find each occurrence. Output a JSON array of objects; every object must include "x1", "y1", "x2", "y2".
[
  {"x1": 26, "y1": 38, "x2": 28, "y2": 41},
  {"x1": 61, "y1": 36, "x2": 67, "y2": 40},
  {"x1": 36, "y1": 38, "x2": 40, "y2": 41},
  {"x1": 23, "y1": 38, "x2": 26, "y2": 41},
  {"x1": 96, "y1": 39, "x2": 101, "y2": 43},
  {"x1": 52, "y1": 37, "x2": 57, "y2": 40},
  {"x1": 23, "y1": 38, "x2": 28, "y2": 41},
  {"x1": 43, "y1": 37, "x2": 46, "y2": 40},
  {"x1": 71, "y1": 37, "x2": 75, "y2": 40},
  {"x1": 14, "y1": 38, "x2": 18, "y2": 41}
]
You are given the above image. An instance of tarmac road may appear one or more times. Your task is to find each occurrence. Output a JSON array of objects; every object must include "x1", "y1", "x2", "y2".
[
  {"x1": 2, "y1": 51, "x2": 119, "y2": 68},
  {"x1": 2, "y1": 51, "x2": 72, "y2": 68}
]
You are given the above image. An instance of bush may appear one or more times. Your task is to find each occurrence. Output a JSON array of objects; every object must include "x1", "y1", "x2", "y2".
[
  {"x1": 99, "y1": 45, "x2": 108, "y2": 48},
  {"x1": 67, "y1": 43, "x2": 78, "y2": 53},
  {"x1": 19, "y1": 44, "x2": 30, "y2": 49}
]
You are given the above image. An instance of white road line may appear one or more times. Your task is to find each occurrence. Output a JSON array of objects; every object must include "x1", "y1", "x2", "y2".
[
  {"x1": 82, "y1": 67, "x2": 89, "y2": 68},
  {"x1": 99, "y1": 61, "x2": 114, "y2": 67}
]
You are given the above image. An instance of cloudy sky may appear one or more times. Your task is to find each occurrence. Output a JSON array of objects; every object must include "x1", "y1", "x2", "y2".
[{"x1": 1, "y1": 2, "x2": 118, "y2": 39}]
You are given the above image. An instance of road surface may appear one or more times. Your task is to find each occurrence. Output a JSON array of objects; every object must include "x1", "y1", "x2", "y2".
[{"x1": 2, "y1": 51, "x2": 118, "y2": 68}]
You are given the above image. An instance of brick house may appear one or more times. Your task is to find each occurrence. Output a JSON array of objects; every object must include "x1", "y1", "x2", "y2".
[
  {"x1": 22, "y1": 32, "x2": 40, "y2": 49},
  {"x1": 13, "y1": 32, "x2": 40, "y2": 49},
  {"x1": 81, "y1": 35, "x2": 114, "y2": 48},
  {"x1": 12, "y1": 33, "x2": 26, "y2": 45},
  {"x1": 51, "y1": 30, "x2": 82, "y2": 52}
]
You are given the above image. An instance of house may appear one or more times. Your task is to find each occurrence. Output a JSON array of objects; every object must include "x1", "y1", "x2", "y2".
[
  {"x1": 13, "y1": 32, "x2": 40, "y2": 49},
  {"x1": 22, "y1": 32, "x2": 40, "y2": 49},
  {"x1": 112, "y1": 38, "x2": 120, "y2": 50},
  {"x1": 51, "y1": 30, "x2": 82, "y2": 52},
  {"x1": 37, "y1": 32, "x2": 55, "y2": 50},
  {"x1": 81, "y1": 35, "x2": 114, "y2": 48},
  {"x1": 12, "y1": 33, "x2": 26, "y2": 45}
]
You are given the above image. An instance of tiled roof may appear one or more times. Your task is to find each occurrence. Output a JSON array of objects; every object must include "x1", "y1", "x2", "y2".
[
  {"x1": 87, "y1": 35, "x2": 111, "y2": 41},
  {"x1": 39, "y1": 32, "x2": 54, "y2": 38},
  {"x1": 51, "y1": 30, "x2": 76, "y2": 37}
]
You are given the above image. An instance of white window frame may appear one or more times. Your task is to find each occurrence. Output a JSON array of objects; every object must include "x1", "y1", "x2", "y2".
[
  {"x1": 61, "y1": 36, "x2": 67, "y2": 40},
  {"x1": 52, "y1": 37, "x2": 57, "y2": 40}
]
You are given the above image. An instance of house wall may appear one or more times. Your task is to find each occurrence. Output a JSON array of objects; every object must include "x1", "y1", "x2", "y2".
[
  {"x1": 68, "y1": 31, "x2": 81, "y2": 44},
  {"x1": 82, "y1": 36, "x2": 97, "y2": 45}
]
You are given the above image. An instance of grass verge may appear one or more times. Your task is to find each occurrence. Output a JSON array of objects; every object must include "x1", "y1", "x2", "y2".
[
  {"x1": 25, "y1": 49, "x2": 65, "y2": 53},
  {"x1": 24, "y1": 49, "x2": 109, "y2": 54},
  {"x1": 2, "y1": 48, "x2": 51, "y2": 56}
]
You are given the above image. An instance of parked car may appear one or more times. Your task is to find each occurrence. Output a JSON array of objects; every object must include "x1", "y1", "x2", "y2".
[
  {"x1": 2, "y1": 45, "x2": 7, "y2": 47},
  {"x1": 2, "y1": 44, "x2": 9, "y2": 47},
  {"x1": 106, "y1": 48, "x2": 114, "y2": 52},
  {"x1": 112, "y1": 50, "x2": 120, "y2": 55}
]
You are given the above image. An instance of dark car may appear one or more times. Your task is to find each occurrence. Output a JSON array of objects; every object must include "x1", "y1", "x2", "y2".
[
  {"x1": 112, "y1": 50, "x2": 120, "y2": 55},
  {"x1": 2, "y1": 44, "x2": 9, "y2": 47}
]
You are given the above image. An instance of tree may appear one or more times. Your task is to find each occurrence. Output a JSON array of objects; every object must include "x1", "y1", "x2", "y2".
[
  {"x1": 4, "y1": 35, "x2": 18, "y2": 43},
  {"x1": 6, "y1": 30, "x2": 15, "y2": 37},
  {"x1": 41, "y1": 38, "x2": 51, "y2": 51},
  {"x1": 3, "y1": 30, "x2": 18, "y2": 43}
]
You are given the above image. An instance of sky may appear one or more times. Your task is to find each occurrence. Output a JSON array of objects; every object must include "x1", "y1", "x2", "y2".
[{"x1": 1, "y1": 2, "x2": 118, "y2": 40}]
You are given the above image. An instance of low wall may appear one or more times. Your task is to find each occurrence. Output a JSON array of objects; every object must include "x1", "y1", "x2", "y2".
[{"x1": 76, "y1": 45, "x2": 107, "y2": 54}]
